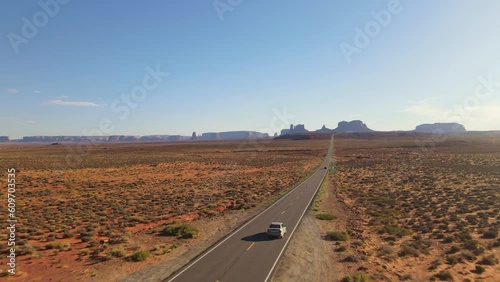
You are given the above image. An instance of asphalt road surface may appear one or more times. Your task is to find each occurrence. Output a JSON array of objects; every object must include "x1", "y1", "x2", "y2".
[{"x1": 166, "y1": 136, "x2": 333, "y2": 282}]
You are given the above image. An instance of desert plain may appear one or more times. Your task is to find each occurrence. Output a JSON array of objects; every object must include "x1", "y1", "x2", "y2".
[{"x1": 0, "y1": 134, "x2": 499, "y2": 281}]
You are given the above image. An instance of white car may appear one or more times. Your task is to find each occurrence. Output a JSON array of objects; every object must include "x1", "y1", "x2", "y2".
[{"x1": 267, "y1": 222, "x2": 287, "y2": 239}]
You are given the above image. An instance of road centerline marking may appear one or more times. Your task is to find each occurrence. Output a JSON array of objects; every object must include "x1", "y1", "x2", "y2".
[{"x1": 246, "y1": 242, "x2": 255, "y2": 251}]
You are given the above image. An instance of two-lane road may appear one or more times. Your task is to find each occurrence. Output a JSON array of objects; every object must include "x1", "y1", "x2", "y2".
[{"x1": 167, "y1": 136, "x2": 333, "y2": 282}]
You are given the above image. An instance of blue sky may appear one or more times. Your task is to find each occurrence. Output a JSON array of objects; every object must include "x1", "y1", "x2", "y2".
[{"x1": 1, "y1": 0, "x2": 500, "y2": 139}]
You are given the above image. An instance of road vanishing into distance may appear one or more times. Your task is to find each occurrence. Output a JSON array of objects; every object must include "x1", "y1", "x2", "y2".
[{"x1": 166, "y1": 136, "x2": 334, "y2": 282}]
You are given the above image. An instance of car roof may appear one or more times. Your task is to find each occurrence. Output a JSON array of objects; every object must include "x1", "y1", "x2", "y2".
[{"x1": 270, "y1": 222, "x2": 283, "y2": 225}]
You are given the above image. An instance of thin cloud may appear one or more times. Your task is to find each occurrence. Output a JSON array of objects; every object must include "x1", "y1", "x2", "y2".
[
  {"x1": 34, "y1": 90, "x2": 41, "y2": 94},
  {"x1": 402, "y1": 99, "x2": 443, "y2": 120},
  {"x1": 57, "y1": 95, "x2": 69, "y2": 99},
  {"x1": 47, "y1": 99, "x2": 102, "y2": 107},
  {"x1": 7, "y1": 88, "x2": 19, "y2": 94},
  {"x1": 403, "y1": 98, "x2": 500, "y2": 130}
]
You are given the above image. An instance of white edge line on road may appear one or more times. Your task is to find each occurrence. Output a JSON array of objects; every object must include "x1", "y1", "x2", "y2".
[
  {"x1": 166, "y1": 160, "x2": 325, "y2": 282},
  {"x1": 263, "y1": 168, "x2": 328, "y2": 282}
]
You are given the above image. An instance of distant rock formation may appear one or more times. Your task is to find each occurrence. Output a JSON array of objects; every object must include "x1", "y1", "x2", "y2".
[
  {"x1": 333, "y1": 120, "x2": 373, "y2": 133},
  {"x1": 107, "y1": 135, "x2": 140, "y2": 142},
  {"x1": 191, "y1": 132, "x2": 198, "y2": 140},
  {"x1": 0, "y1": 136, "x2": 9, "y2": 142},
  {"x1": 21, "y1": 136, "x2": 101, "y2": 142},
  {"x1": 415, "y1": 123, "x2": 466, "y2": 133},
  {"x1": 281, "y1": 124, "x2": 309, "y2": 135},
  {"x1": 200, "y1": 131, "x2": 269, "y2": 140},
  {"x1": 281, "y1": 121, "x2": 374, "y2": 136},
  {"x1": 167, "y1": 135, "x2": 183, "y2": 141},
  {"x1": 139, "y1": 135, "x2": 169, "y2": 141},
  {"x1": 200, "y1": 132, "x2": 219, "y2": 140},
  {"x1": 17, "y1": 132, "x2": 268, "y2": 143},
  {"x1": 315, "y1": 125, "x2": 333, "y2": 133}
]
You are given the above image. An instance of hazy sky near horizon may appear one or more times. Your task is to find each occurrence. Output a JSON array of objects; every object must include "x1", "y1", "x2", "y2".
[{"x1": 2, "y1": 0, "x2": 500, "y2": 139}]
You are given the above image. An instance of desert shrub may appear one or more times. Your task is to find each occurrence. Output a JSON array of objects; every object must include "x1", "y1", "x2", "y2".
[
  {"x1": 81, "y1": 236, "x2": 92, "y2": 242},
  {"x1": 399, "y1": 245, "x2": 419, "y2": 257},
  {"x1": 474, "y1": 265, "x2": 485, "y2": 274},
  {"x1": 442, "y1": 236, "x2": 454, "y2": 243},
  {"x1": 462, "y1": 240, "x2": 480, "y2": 251},
  {"x1": 85, "y1": 240, "x2": 98, "y2": 248},
  {"x1": 483, "y1": 229, "x2": 498, "y2": 239},
  {"x1": 47, "y1": 234, "x2": 56, "y2": 241},
  {"x1": 63, "y1": 242, "x2": 71, "y2": 250},
  {"x1": 401, "y1": 274, "x2": 413, "y2": 281},
  {"x1": 45, "y1": 242, "x2": 63, "y2": 250},
  {"x1": 62, "y1": 230, "x2": 74, "y2": 238},
  {"x1": 80, "y1": 248, "x2": 90, "y2": 255},
  {"x1": 152, "y1": 245, "x2": 170, "y2": 255},
  {"x1": 378, "y1": 225, "x2": 412, "y2": 237},
  {"x1": 447, "y1": 245, "x2": 460, "y2": 254},
  {"x1": 109, "y1": 247, "x2": 126, "y2": 258},
  {"x1": 161, "y1": 223, "x2": 199, "y2": 239},
  {"x1": 478, "y1": 255, "x2": 498, "y2": 265},
  {"x1": 109, "y1": 232, "x2": 131, "y2": 244},
  {"x1": 352, "y1": 240, "x2": 363, "y2": 247},
  {"x1": 80, "y1": 230, "x2": 94, "y2": 238},
  {"x1": 377, "y1": 245, "x2": 395, "y2": 256},
  {"x1": 343, "y1": 254, "x2": 359, "y2": 262},
  {"x1": 434, "y1": 271, "x2": 453, "y2": 281},
  {"x1": 16, "y1": 244, "x2": 36, "y2": 256},
  {"x1": 460, "y1": 250, "x2": 477, "y2": 262},
  {"x1": 432, "y1": 231, "x2": 445, "y2": 239},
  {"x1": 428, "y1": 259, "x2": 442, "y2": 270},
  {"x1": 326, "y1": 231, "x2": 349, "y2": 241},
  {"x1": 315, "y1": 213, "x2": 337, "y2": 220},
  {"x1": 412, "y1": 238, "x2": 431, "y2": 254},
  {"x1": 342, "y1": 272, "x2": 372, "y2": 282},
  {"x1": 456, "y1": 232, "x2": 472, "y2": 242},
  {"x1": 131, "y1": 250, "x2": 150, "y2": 261},
  {"x1": 336, "y1": 245, "x2": 347, "y2": 252},
  {"x1": 383, "y1": 235, "x2": 397, "y2": 242},
  {"x1": 446, "y1": 255, "x2": 460, "y2": 265}
]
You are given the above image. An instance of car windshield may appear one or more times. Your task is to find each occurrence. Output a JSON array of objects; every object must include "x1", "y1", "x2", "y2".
[{"x1": 269, "y1": 224, "x2": 281, "y2": 229}]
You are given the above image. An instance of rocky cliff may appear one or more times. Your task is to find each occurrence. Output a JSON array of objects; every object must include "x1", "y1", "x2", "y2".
[
  {"x1": 281, "y1": 124, "x2": 309, "y2": 135},
  {"x1": 200, "y1": 131, "x2": 269, "y2": 140},
  {"x1": 415, "y1": 123, "x2": 466, "y2": 133},
  {"x1": 333, "y1": 120, "x2": 374, "y2": 132}
]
